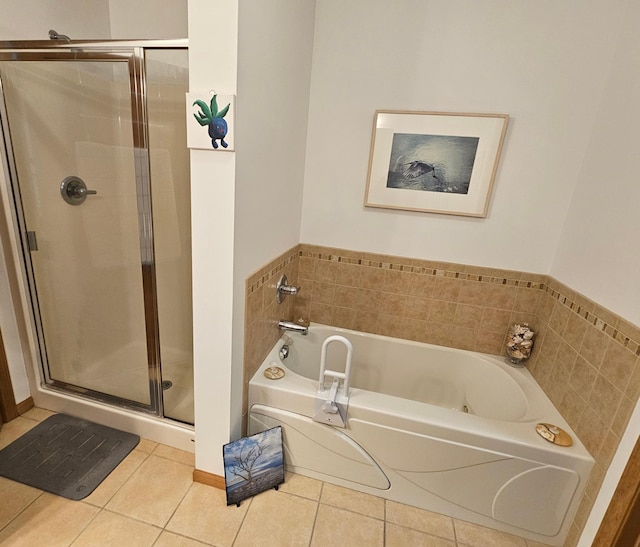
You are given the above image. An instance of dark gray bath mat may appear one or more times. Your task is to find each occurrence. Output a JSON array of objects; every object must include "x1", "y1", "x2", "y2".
[{"x1": 0, "y1": 413, "x2": 139, "y2": 500}]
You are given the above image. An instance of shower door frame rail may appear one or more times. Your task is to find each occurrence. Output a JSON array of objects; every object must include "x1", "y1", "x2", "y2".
[{"x1": 0, "y1": 39, "x2": 188, "y2": 418}]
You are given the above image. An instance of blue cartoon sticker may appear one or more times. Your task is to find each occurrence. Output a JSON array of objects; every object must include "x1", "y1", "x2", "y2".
[{"x1": 192, "y1": 94, "x2": 231, "y2": 149}]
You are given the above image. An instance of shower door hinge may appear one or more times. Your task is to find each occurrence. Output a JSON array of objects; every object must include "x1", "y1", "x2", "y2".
[{"x1": 26, "y1": 231, "x2": 38, "y2": 251}]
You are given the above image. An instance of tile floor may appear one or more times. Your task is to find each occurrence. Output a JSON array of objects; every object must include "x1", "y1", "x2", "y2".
[{"x1": 0, "y1": 409, "x2": 553, "y2": 547}]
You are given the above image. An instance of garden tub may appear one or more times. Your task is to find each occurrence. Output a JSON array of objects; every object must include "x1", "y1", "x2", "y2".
[{"x1": 248, "y1": 324, "x2": 593, "y2": 545}]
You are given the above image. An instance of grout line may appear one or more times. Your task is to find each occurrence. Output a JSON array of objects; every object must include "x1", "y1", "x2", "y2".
[
  {"x1": 386, "y1": 520, "x2": 460, "y2": 545},
  {"x1": 88, "y1": 507, "x2": 166, "y2": 533},
  {"x1": 67, "y1": 503, "x2": 103, "y2": 546},
  {"x1": 161, "y1": 479, "x2": 195, "y2": 536},
  {"x1": 84, "y1": 448, "x2": 151, "y2": 510},
  {"x1": 152, "y1": 529, "x2": 212, "y2": 546},
  {"x1": 229, "y1": 494, "x2": 253, "y2": 546},
  {"x1": 451, "y1": 515, "x2": 459, "y2": 545},
  {"x1": 382, "y1": 498, "x2": 387, "y2": 544},
  {"x1": 0, "y1": 488, "x2": 45, "y2": 534},
  {"x1": 317, "y1": 498, "x2": 386, "y2": 521},
  {"x1": 307, "y1": 482, "x2": 324, "y2": 547}
]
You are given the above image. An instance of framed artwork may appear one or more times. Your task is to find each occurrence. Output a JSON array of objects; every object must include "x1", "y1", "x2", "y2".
[
  {"x1": 223, "y1": 426, "x2": 284, "y2": 506},
  {"x1": 364, "y1": 111, "x2": 508, "y2": 217},
  {"x1": 186, "y1": 92, "x2": 235, "y2": 151}
]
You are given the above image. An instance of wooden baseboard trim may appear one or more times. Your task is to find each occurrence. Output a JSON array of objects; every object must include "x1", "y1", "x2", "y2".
[
  {"x1": 193, "y1": 469, "x2": 225, "y2": 490},
  {"x1": 16, "y1": 397, "x2": 34, "y2": 416}
]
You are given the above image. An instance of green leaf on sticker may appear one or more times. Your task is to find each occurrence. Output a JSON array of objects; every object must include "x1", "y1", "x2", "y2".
[
  {"x1": 217, "y1": 103, "x2": 230, "y2": 118},
  {"x1": 193, "y1": 113, "x2": 209, "y2": 126},
  {"x1": 210, "y1": 95, "x2": 219, "y2": 118},
  {"x1": 192, "y1": 100, "x2": 212, "y2": 123}
]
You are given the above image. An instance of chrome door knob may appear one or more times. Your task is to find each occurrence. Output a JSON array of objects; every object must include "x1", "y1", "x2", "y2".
[{"x1": 60, "y1": 176, "x2": 98, "y2": 205}]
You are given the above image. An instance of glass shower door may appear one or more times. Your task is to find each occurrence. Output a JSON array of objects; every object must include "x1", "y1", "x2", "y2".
[
  {"x1": 145, "y1": 49, "x2": 193, "y2": 423},
  {"x1": 0, "y1": 56, "x2": 156, "y2": 408}
]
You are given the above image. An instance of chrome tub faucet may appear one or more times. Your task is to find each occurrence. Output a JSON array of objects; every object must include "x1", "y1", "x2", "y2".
[{"x1": 278, "y1": 320, "x2": 309, "y2": 335}]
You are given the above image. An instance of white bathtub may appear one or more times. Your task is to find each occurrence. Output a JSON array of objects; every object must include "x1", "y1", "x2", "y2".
[{"x1": 248, "y1": 324, "x2": 594, "y2": 546}]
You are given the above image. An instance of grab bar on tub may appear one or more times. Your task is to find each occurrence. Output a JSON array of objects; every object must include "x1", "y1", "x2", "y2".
[
  {"x1": 314, "y1": 335, "x2": 353, "y2": 427},
  {"x1": 318, "y1": 335, "x2": 353, "y2": 394}
]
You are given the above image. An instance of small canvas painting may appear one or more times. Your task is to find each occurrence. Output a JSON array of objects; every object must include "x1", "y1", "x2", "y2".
[{"x1": 223, "y1": 426, "x2": 284, "y2": 506}]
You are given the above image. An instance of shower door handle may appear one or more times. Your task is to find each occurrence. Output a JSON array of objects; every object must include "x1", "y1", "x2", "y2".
[
  {"x1": 60, "y1": 176, "x2": 97, "y2": 205},
  {"x1": 77, "y1": 188, "x2": 97, "y2": 196}
]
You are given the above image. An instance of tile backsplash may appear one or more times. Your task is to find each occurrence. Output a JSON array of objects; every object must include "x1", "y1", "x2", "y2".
[
  {"x1": 244, "y1": 243, "x2": 640, "y2": 546},
  {"x1": 243, "y1": 246, "x2": 300, "y2": 416},
  {"x1": 293, "y1": 245, "x2": 545, "y2": 355},
  {"x1": 528, "y1": 279, "x2": 640, "y2": 544}
]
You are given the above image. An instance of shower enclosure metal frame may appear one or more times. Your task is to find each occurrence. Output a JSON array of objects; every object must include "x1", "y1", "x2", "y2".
[{"x1": 0, "y1": 39, "x2": 188, "y2": 419}]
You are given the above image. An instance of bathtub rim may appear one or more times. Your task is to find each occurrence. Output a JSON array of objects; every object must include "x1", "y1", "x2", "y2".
[{"x1": 249, "y1": 323, "x2": 594, "y2": 466}]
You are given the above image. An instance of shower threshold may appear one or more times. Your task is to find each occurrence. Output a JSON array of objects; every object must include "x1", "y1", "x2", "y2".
[{"x1": 34, "y1": 383, "x2": 195, "y2": 453}]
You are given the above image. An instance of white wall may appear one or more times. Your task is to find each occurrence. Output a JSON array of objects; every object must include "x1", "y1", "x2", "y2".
[
  {"x1": 300, "y1": 0, "x2": 626, "y2": 274},
  {"x1": 108, "y1": 0, "x2": 187, "y2": 39},
  {"x1": 0, "y1": 0, "x2": 186, "y2": 42},
  {"x1": 235, "y1": 0, "x2": 315, "y2": 272},
  {"x1": 188, "y1": 0, "x2": 238, "y2": 476},
  {"x1": 0, "y1": 0, "x2": 111, "y2": 40},
  {"x1": 551, "y1": 0, "x2": 640, "y2": 327},
  {"x1": 232, "y1": 0, "x2": 316, "y2": 436}
]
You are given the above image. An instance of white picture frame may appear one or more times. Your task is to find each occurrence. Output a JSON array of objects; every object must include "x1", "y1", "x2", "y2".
[{"x1": 365, "y1": 110, "x2": 508, "y2": 217}]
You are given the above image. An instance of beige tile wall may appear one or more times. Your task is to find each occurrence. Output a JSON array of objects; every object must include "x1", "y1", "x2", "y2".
[
  {"x1": 243, "y1": 243, "x2": 640, "y2": 546},
  {"x1": 527, "y1": 279, "x2": 640, "y2": 545},
  {"x1": 243, "y1": 245, "x2": 300, "y2": 421},
  {"x1": 292, "y1": 245, "x2": 545, "y2": 355}
]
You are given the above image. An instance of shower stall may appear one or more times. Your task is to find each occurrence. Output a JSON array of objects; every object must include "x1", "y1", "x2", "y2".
[{"x1": 0, "y1": 39, "x2": 194, "y2": 445}]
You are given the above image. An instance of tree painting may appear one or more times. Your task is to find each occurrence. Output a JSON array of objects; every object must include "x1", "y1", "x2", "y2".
[
  {"x1": 223, "y1": 427, "x2": 284, "y2": 506},
  {"x1": 229, "y1": 438, "x2": 266, "y2": 486}
]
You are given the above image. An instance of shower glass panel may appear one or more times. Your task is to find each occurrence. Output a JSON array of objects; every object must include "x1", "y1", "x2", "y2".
[
  {"x1": 145, "y1": 49, "x2": 193, "y2": 423},
  {"x1": 0, "y1": 57, "x2": 153, "y2": 407}
]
